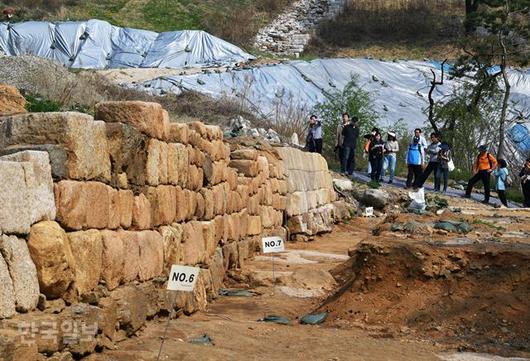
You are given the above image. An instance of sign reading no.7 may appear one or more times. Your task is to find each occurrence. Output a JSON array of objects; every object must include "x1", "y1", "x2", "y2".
[
  {"x1": 262, "y1": 236, "x2": 285, "y2": 254},
  {"x1": 167, "y1": 265, "x2": 200, "y2": 292}
]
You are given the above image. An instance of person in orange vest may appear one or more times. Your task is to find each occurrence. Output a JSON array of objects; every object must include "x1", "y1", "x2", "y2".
[{"x1": 464, "y1": 145, "x2": 497, "y2": 204}]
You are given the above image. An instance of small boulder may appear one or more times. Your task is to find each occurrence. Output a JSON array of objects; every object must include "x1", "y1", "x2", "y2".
[
  {"x1": 27, "y1": 221, "x2": 75, "y2": 299},
  {"x1": 361, "y1": 189, "x2": 390, "y2": 209}
]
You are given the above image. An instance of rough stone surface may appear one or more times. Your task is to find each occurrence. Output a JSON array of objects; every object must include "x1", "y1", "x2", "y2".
[
  {"x1": 118, "y1": 190, "x2": 133, "y2": 229},
  {"x1": 0, "y1": 235, "x2": 39, "y2": 312},
  {"x1": 137, "y1": 230, "x2": 164, "y2": 281},
  {"x1": 254, "y1": 0, "x2": 346, "y2": 57},
  {"x1": 95, "y1": 101, "x2": 170, "y2": 141},
  {"x1": 0, "y1": 255, "x2": 16, "y2": 318},
  {"x1": 0, "y1": 144, "x2": 68, "y2": 180},
  {"x1": 100, "y1": 231, "x2": 125, "y2": 290},
  {"x1": 121, "y1": 231, "x2": 140, "y2": 282},
  {"x1": 0, "y1": 112, "x2": 111, "y2": 182},
  {"x1": 0, "y1": 151, "x2": 56, "y2": 223},
  {"x1": 181, "y1": 222, "x2": 205, "y2": 265},
  {"x1": 105, "y1": 122, "x2": 150, "y2": 187},
  {"x1": 54, "y1": 181, "x2": 111, "y2": 230},
  {"x1": 132, "y1": 194, "x2": 152, "y2": 230},
  {"x1": 160, "y1": 224, "x2": 183, "y2": 272},
  {"x1": 111, "y1": 285, "x2": 147, "y2": 336},
  {"x1": 68, "y1": 230, "x2": 103, "y2": 296},
  {"x1": 27, "y1": 221, "x2": 75, "y2": 299},
  {"x1": 0, "y1": 160, "x2": 33, "y2": 234}
]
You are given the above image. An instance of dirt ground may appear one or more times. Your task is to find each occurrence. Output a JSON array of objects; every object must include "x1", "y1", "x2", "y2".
[{"x1": 89, "y1": 190, "x2": 530, "y2": 361}]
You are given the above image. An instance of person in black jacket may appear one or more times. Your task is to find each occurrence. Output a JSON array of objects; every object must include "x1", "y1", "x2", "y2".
[
  {"x1": 341, "y1": 115, "x2": 360, "y2": 175},
  {"x1": 520, "y1": 157, "x2": 530, "y2": 207},
  {"x1": 368, "y1": 132, "x2": 384, "y2": 181}
]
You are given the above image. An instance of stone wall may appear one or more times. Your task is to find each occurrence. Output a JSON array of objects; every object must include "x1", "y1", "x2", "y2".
[
  {"x1": 253, "y1": 0, "x2": 347, "y2": 57},
  {"x1": 277, "y1": 147, "x2": 338, "y2": 241},
  {"x1": 0, "y1": 101, "x2": 339, "y2": 359}
]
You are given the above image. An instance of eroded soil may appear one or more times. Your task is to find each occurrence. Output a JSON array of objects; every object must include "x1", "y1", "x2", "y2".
[{"x1": 91, "y1": 191, "x2": 530, "y2": 361}]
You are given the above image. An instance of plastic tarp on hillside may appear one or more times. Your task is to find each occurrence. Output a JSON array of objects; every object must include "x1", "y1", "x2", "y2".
[
  {"x1": 138, "y1": 58, "x2": 530, "y2": 131},
  {"x1": 0, "y1": 19, "x2": 254, "y2": 69}
]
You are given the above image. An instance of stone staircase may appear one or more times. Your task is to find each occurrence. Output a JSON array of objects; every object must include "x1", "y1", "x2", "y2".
[{"x1": 253, "y1": 0, "x2": 347, "y2": 57}]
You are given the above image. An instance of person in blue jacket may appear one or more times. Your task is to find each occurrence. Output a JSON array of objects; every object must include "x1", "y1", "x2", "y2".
[
  {"x1": 493, "y1": 159, "x2": 509, "y2": 207},
  {"x1": 405, "y1": 136, "x2": 424, "y2": 189}
]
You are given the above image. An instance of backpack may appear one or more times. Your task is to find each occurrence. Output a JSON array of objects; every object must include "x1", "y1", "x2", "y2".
[{"x1": 407, "y1": 144, "x2": 422, "y2": 165}]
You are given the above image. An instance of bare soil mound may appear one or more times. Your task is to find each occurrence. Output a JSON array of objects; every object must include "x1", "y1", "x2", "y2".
[{"x1": 320, "y1": 239, "x2": 530, "y2": 357}]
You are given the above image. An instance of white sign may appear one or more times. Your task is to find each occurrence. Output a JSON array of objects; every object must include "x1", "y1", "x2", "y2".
[
  {"x1": 167, "y1": 265, "x2": 200, "y2": 292},
  {"x1": 262, "y1": 236, "x2": 285, "y2": 254},
  {"x1": 363, "y1": 207, "x2": 374, "y2": 217}
]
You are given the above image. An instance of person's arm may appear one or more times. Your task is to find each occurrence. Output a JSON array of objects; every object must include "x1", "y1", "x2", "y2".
[
  {"x1": 364, "y1": 140, "x2": 371, "y2": 153},
  {"x1": 520, "y1": 167, "x2": 526, "y2": 177},
  {"x1": 395, "y1": 142, "x2": 399, "y2": 152}
]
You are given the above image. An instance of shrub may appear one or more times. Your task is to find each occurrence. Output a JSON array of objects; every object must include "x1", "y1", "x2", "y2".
[{"x1": 24, "y1": 94, "x2": 61, "y2": 112}]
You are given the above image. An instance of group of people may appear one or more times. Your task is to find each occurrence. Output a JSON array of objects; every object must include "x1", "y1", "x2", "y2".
[{"x1": 306, "y1": 114, "x2": 530, "y2": 208}]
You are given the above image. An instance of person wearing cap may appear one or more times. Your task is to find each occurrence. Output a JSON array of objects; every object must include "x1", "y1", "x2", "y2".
[
  {"x1": 383, "y1": 131, "x2": 399, "y2": 184},
  {"x1": 465, "y1": 145, "x2": 497, "y2": 204},
  {"x1": 341, "y1": 115, "x2": 360, "y2": 176},
  {"x1": 406, "y1": 135, "x2": 424, "y2": 188}
]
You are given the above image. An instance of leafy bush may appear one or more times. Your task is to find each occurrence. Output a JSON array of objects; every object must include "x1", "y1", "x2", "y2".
[{"x1": 24, "y1": 94, "x2": 61, "y2": 112}]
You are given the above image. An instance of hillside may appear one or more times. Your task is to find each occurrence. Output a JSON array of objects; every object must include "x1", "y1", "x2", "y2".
[
  {"x1": 305, "y1": 0, "x2": 465, "y2": 60},
  {"x1": 0, "y1": 0, "x2": 293, "y2": 47}
]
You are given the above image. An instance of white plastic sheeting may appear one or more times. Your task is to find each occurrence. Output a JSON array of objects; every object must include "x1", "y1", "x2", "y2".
[
  {"x1": 0, "y1": 19, "x2": 254, "y2": 69},
  {"x1": 137, "y1": 58, "x2": 530, "y2": 130}
]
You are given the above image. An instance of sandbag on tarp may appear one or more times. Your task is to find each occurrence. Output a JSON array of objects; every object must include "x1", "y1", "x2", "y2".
[
  {"x1": 189, "y1": 334, "x2": 214, "y2": 345},
  {"x1": 434, "y1": 220, "x2": 471, "y2": 234},
  {"x1": 300, "y1": 312, "x2": 327, "y2": 325},
  {"x1": 218, "y1": 288, "x2": 258, "y2": 297},
  {"x1": 0, "y1": 19, "x2": 254, "y2": 69},
  {"x1": 259, "y1": 315, "x2": 290, "y2": 325}
]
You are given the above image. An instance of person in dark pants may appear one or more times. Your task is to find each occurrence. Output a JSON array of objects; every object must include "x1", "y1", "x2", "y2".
[
  {"x1": 336, "y1": 113, "x2": 349, "y2": 172},
  {"x1": 415, "y1": 132, "x2": 441, "y2": 189},
  {"x1": 519, "y1": 157, "x2": 530, "y2": 207},
  {"x1": 435, "y1": 142, "x2": 451, "y2": 193},
  {"x1": 341, "y1": 115, "x2": 360, "y2": 175},
  {"x1": 406, "y1": 136, "x2": 424, "y2": 189},
  {"x1": 368, "y1": 132, "x2": 384, "y2": 181},
  {"x1": 465, "y1": 145, "x2": 497, "y2": 204},
  {"x1": 307, "y1": 114, "x2": 323, "y2": 154},
  {"x1": 493, "y1": 159, "x2": 509, "y2": 207}
]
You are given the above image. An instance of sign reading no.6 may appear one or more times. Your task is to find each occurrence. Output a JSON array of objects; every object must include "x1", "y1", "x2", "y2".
[
  {"x1": 262, "y1": 236, "x2": 285, "y2": 254},
  {"x1": 167, "y1": 265, "x2": 200, "y2": 292}
]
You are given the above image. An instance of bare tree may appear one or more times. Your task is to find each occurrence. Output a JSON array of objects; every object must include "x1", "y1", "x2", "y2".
[{"x1": 427, "y1": 58, "x2": 447, "y2": 133}]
